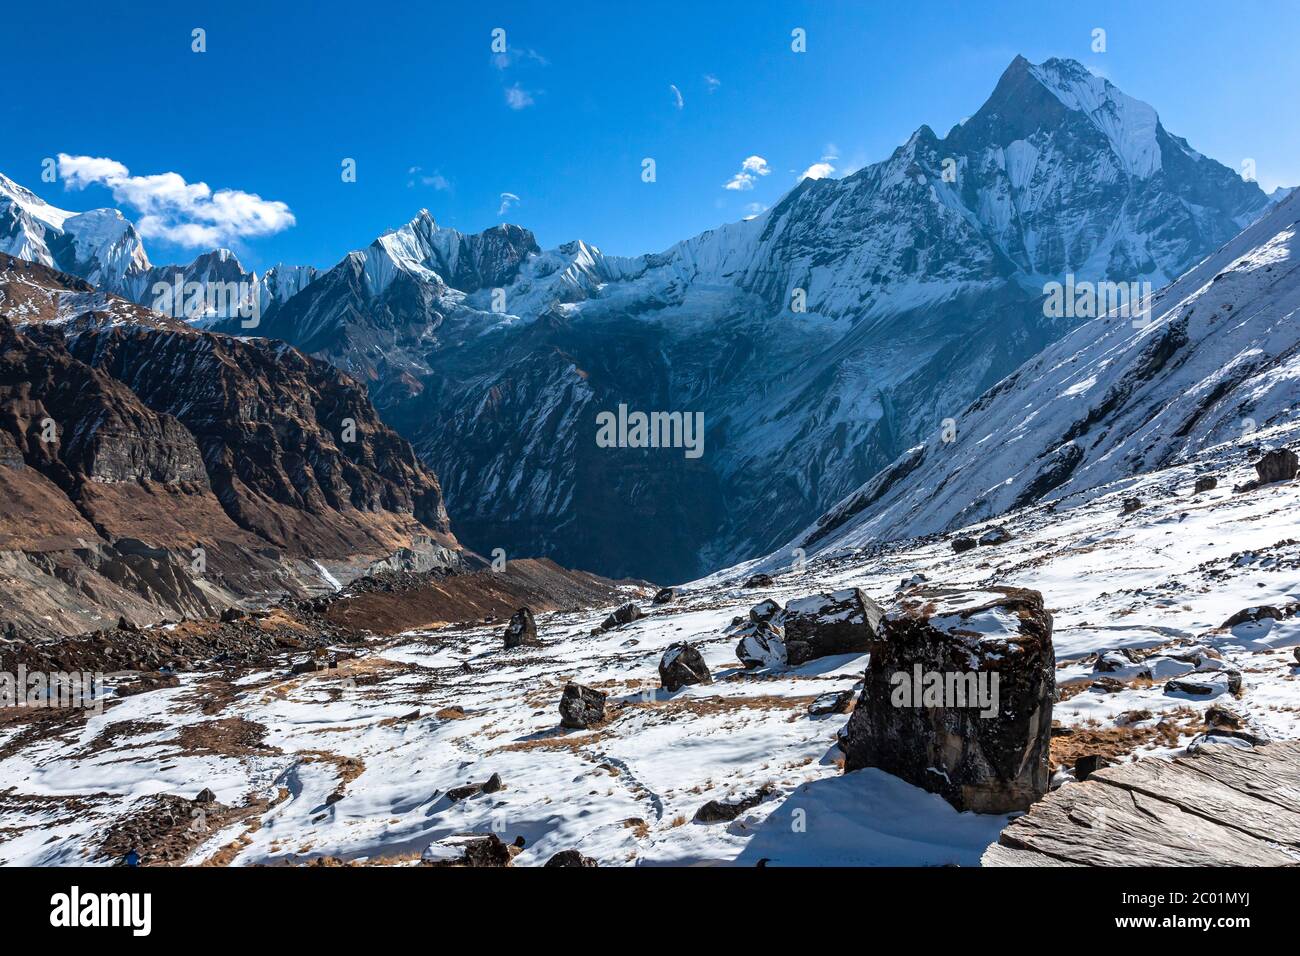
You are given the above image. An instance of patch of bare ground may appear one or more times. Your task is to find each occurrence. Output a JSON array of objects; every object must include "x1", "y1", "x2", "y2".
[
  {"x1": 1050, "y1": 707, "x2": 1197, "y2": 767},
  {"x1": 79, "y1": 719, "x2": 170, "y2": 756},
  {"x1": 170, "y1": 717, "x2": 277, "y2": 757},
  {"x1": 99, "y1": 792, "x2": 267, "y2": 866},
  {"x1": 493, "y1": 728, "x2": 612, "y2": 754},
  {"x1": 0, "y1": 705, "x2": 92, "y2": 760}
]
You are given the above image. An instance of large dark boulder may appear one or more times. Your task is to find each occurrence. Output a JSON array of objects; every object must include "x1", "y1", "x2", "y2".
[
  {"x1": 781, "y1": 588, "x2": 883, "y2": 666},
  {"x1": 421, "y1": 833, "x2": 513, "y2": 867},
  {"x1": 652, "y1": 587, "x2": 676, "y2": 605},
  {"x1": 559, "y1": 682, "x2": 607, "y2": 729},
  {"x1": 503, "y1": 607, "x2": 540, "y2": 649},
  {"x1": 658, "y1": 643, "x2": 712, "y2": 692},
  {"x1": 842, "y1": 586, "x2": 1055, "y2": 813},
  {"x1": 1193, "y1": 475, "x2": 1217, "y2": 493},
  {"x1": 1255, "y1": 447, "x2": 1298, "y2": 484},
  {"x1": 734, "y1": 619, "x2": 787, "y2": 669},
  {"x1": 951, "y1": 537, "x2": 977, "y2": 554}
]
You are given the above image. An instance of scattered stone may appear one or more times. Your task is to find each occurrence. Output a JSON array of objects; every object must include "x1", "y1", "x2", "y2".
[
  {"x1": 694, "y1": 786, "x2": 775, "y2": 823},
  {"x1": 951, "y1": 537, "x2": 977, "y2": 554},
  {"x1": 780, "y1": 588, "x2": 883, "y2": 666},
  {"x1": 807, "y1": 689, "x2": 854, "y2": 716},
  {"x1": 658, "y1": 643, "x2": 712, "y2": 692},
  {"x1": 1121, "y1": 497, "x2": 1142, "y2": 515},
  {"x1": 559, "y1": 682, "x2": 607, "y2": 729},
  {"x1": 544, "y1": 849, "x2": 599, "y2": 867},
  {"x1": 420, "y1": 833, "x2": 513, "y2": 867},
  {"x1": 291, "y1": 658, "x2": 327, "y2": 675},
  {"x1": 977, "y1": 525, "x2": 1013, "y2": 546},
  {"x1": 1166, "y1": 670, "x2": 1242, "y2": 697},
  {"x1": 735, "y1": 620, "x2": 787, "y2": 670},
  {"x1": 1116, "y1": 709, "x2": 1154, "y2": 726},
  {"x1": 1221, "y1": 605, "x2": 1289, "y2": 628},
  {"x1": 1205, "y1": 704, "x2": 1243, "y2": 729},
  {"x1": 503, "y1": 607, "x2": 541, "y2": 649},
  {"x1": 842, "y1": 586, "x2": 1055, "y2": 813},
  {"x1": 219, "y1": 607, "x2": 247, "y2": 623},
  {"x1": 446, "y1": 783, "x2": 482, "y2": 802},
  {"x1": 899, "y1": 572, "x2": 929, "y2": 589},
  {"x1": 193, "y1": 788, "x2": 217, "y2": 804},
  {"x1": 1073, "y1": 755, "x2": 1111, "y2": 781},
  {"x1": 482, "y1": 772, "x2": 504, "y2": 794},
  {"x1": 600, "y1": 602, "x2": 645, "y2": 631},
  {"x1": 1193, "y1": 475, "x2": 1217, "y2": 494},
  {"x1": 1093, "y1": 648, "x2": 1140, "y2": 672},
  {"x1": 748, "y1": 599, "x2": 782, "y2": 623},
  {"x1": 743, "y1": 573, "x2": 774, "y2": 589},
  {"x1": 1089, "y1": 676, "x2": 1125, "y2": 694},
  {"x1": 652, "y1": 587, "x2": 676, "y2": 605}
]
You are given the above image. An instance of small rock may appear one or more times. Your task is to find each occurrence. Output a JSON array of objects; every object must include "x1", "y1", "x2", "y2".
[
  {"x1": 807, "y1": 689, "x2": 854, "y2": 716},
  {"x1": 652, "y1": 587, "x2": 676, "y2": 605},
  {"x1": 694, "y1": 786, "x2": 775, "y2": 823},
  {"x1": 1121, "y1": 497, "x2": 1142, "y2": 515},
  {"x1": 482, "y1": 772, "x2": 504, "y2": 794},
  {"x1": 977, "y1": 525, "x2": 1013, "y2": 546},
  {"x1": 743, "y1": 573, "x2": 774, "y2": 589},
  {"x1": 600, "y1": 602, "x2": 645, "y2": 631},
  {"x1": 735, "y1": 619, "x2": 787, "y2": 670},
  {"x1": 194, "y1": 788, "x2": 217, "y2": 804},
  {"x1": 748, "y1": 599, "x2": 782, "y2": 623},
  {"x1": 446, "y1": 783, "x2": 482, "y2": 802},
  {"x1": 421, "y1": 833, "x2": 513, "y2": 867},
  {"x1": 1205, "y1": 704, "x2": 1243, "y2": 729},
  {"x1": 559, "y1": 682, "x2": 607, "y2": 729},
  {"x1": 1093, "y1": 648, "x2": 1140, "y2": 672},
  {"x1": 658, "y1": 643, "x2": 712, "y2": 692},
  {"x1": 1221, "y1": 605, "x2": 1286, "y2": 628},
  {"x1": 544, "y1": 849, "x2": 599, "y2": 867},
  {"x1": 1193, "y1": 475, "x2": 1217, "y2": 494},
  {"x1": 951, "y1": 536, "x2": 977, "y2": 554}
]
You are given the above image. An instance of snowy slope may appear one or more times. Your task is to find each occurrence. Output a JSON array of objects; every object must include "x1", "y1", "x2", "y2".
[
  {"x1": 1, "y1": 442, "x2": 1296, "y2": 867},
  {"x1": 774, "y1": 190, "x2": 1300, "y2": 562}
]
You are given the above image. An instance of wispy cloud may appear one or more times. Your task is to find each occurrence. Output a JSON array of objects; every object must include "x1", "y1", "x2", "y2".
[
  {"x1": 724, "y1": 155, "x2": 771, "y2": 191},
  {"x1": 498, "y1": 192, "x2": 520, "y2": 216},
  {"x1": 57, "y1": 153, "x2": 294, "y2": 247},
  {"x1": 797, "y1": 145, "x2": 841, "y2": 182},
  {"x1": 407, "y1": 166, "x2": 451, "y2": 191},
  {"x1": 491, "y1": 46, "x2": 548, "y2": 70},
  {"x1": 669, "y1": 84, "x2": 684, "y2": 110},
  {"x1": 743, "y1": 202, "x2": 768, "y2": 220},
  {"x1": 704, "y1": 74, "x2": 720, "y2": 93},
  {"x1": 504, "y1": 84, "x2": 536, "y2": 110}
]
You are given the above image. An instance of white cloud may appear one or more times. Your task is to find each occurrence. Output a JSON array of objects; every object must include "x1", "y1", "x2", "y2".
[
  {"x1": 492, "y1": 47, "x2": 548, "y2": 70},
  {"x1": 498, "y1": 192, "x2": 520, "y2": 216},
  {"x1": 798, "y1": 161, "x2": 836, "y2": 181},
  {"x1": 407, "y1": 166, "x2": 451, "y2": 190},
  {"x1": 742, "y1": 202, "x2": 768, "y2": 220},
  {"x1": 505, "y1": 84, "x2": 535, "y2": 110},
  {"x1": 704, "y1": 74, "x2": 720, "y2": 93},
  {"x1": 57, "y1": 153, "x2": 294, "y2": 247},
  {"x1": 669, "y1": 84, "x2": 684, "y2": 110},
  {"x1": 724, "y1": 155, "x2": 771, "y2": 191}
]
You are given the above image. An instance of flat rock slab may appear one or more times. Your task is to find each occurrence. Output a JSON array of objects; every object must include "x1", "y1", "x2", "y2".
[{"x1": 984, "y1": 740, "x2": 1300, "y2": 866}]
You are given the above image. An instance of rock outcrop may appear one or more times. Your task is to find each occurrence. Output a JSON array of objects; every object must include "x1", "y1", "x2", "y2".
[
  {"x1": 658, "y1": 643, "x2": 712, "y2": 692},
  {"x1": 503, "y1": 607, "x2": 540, "y2": 648},
  {"x1": 842, "y1": 586, "x2": 1055, "y2": 813}
]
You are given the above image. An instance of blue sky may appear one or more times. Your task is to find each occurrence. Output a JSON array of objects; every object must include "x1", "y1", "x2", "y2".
[{"x1": 5, "y1": 0, "x2": 1297, "y2": 270}]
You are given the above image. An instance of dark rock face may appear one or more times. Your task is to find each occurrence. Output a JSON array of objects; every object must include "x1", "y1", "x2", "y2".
[
  {"x1": 781, "y1": 589, "x2": 884, "y2": 666},
  {"x1": 952, "y1": 537, "x2": 977, "y2": 554},
  {"x1": 1073, "y1": 755, "x2": 1111, "y2": 781},
  {"x1": 1255, "y1": 448, "x2": 1298, "y2": 484},
  {"x1": 652, "y1": 587, "x2": 676, "y2": 604},
  {"x1": 559, "y1": 682, "x2": 607, "y2": 729},
  {"x1": 658, "y1": 642, "x2": 712, "y2": 692},
  {"x1": 842, "y1": 586, "x2": 1055, "y2": 813},
  {"x1": 694, "y1": 786, "x2": 775, "y2": 823},
  {"x1": 1194, "y1": 475, "x2": 1217, "y2": 493},
  {"x1": 544, "y1": 849, "x2": 598, "y2": 867},
  {"x1": 600, "y1": 602, "x2": 644, "y2": 631},
  {"x1": 503, "y1": 607, "x2": 540, "y2": 648}
]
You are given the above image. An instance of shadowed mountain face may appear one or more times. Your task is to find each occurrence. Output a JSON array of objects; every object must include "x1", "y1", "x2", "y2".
[
  {"x1": 0, "y1": 254, "x2": 455, "y2": 638},
  {"x1": 6, "y1": 57, "x2": 1275, "y2": 583}
]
